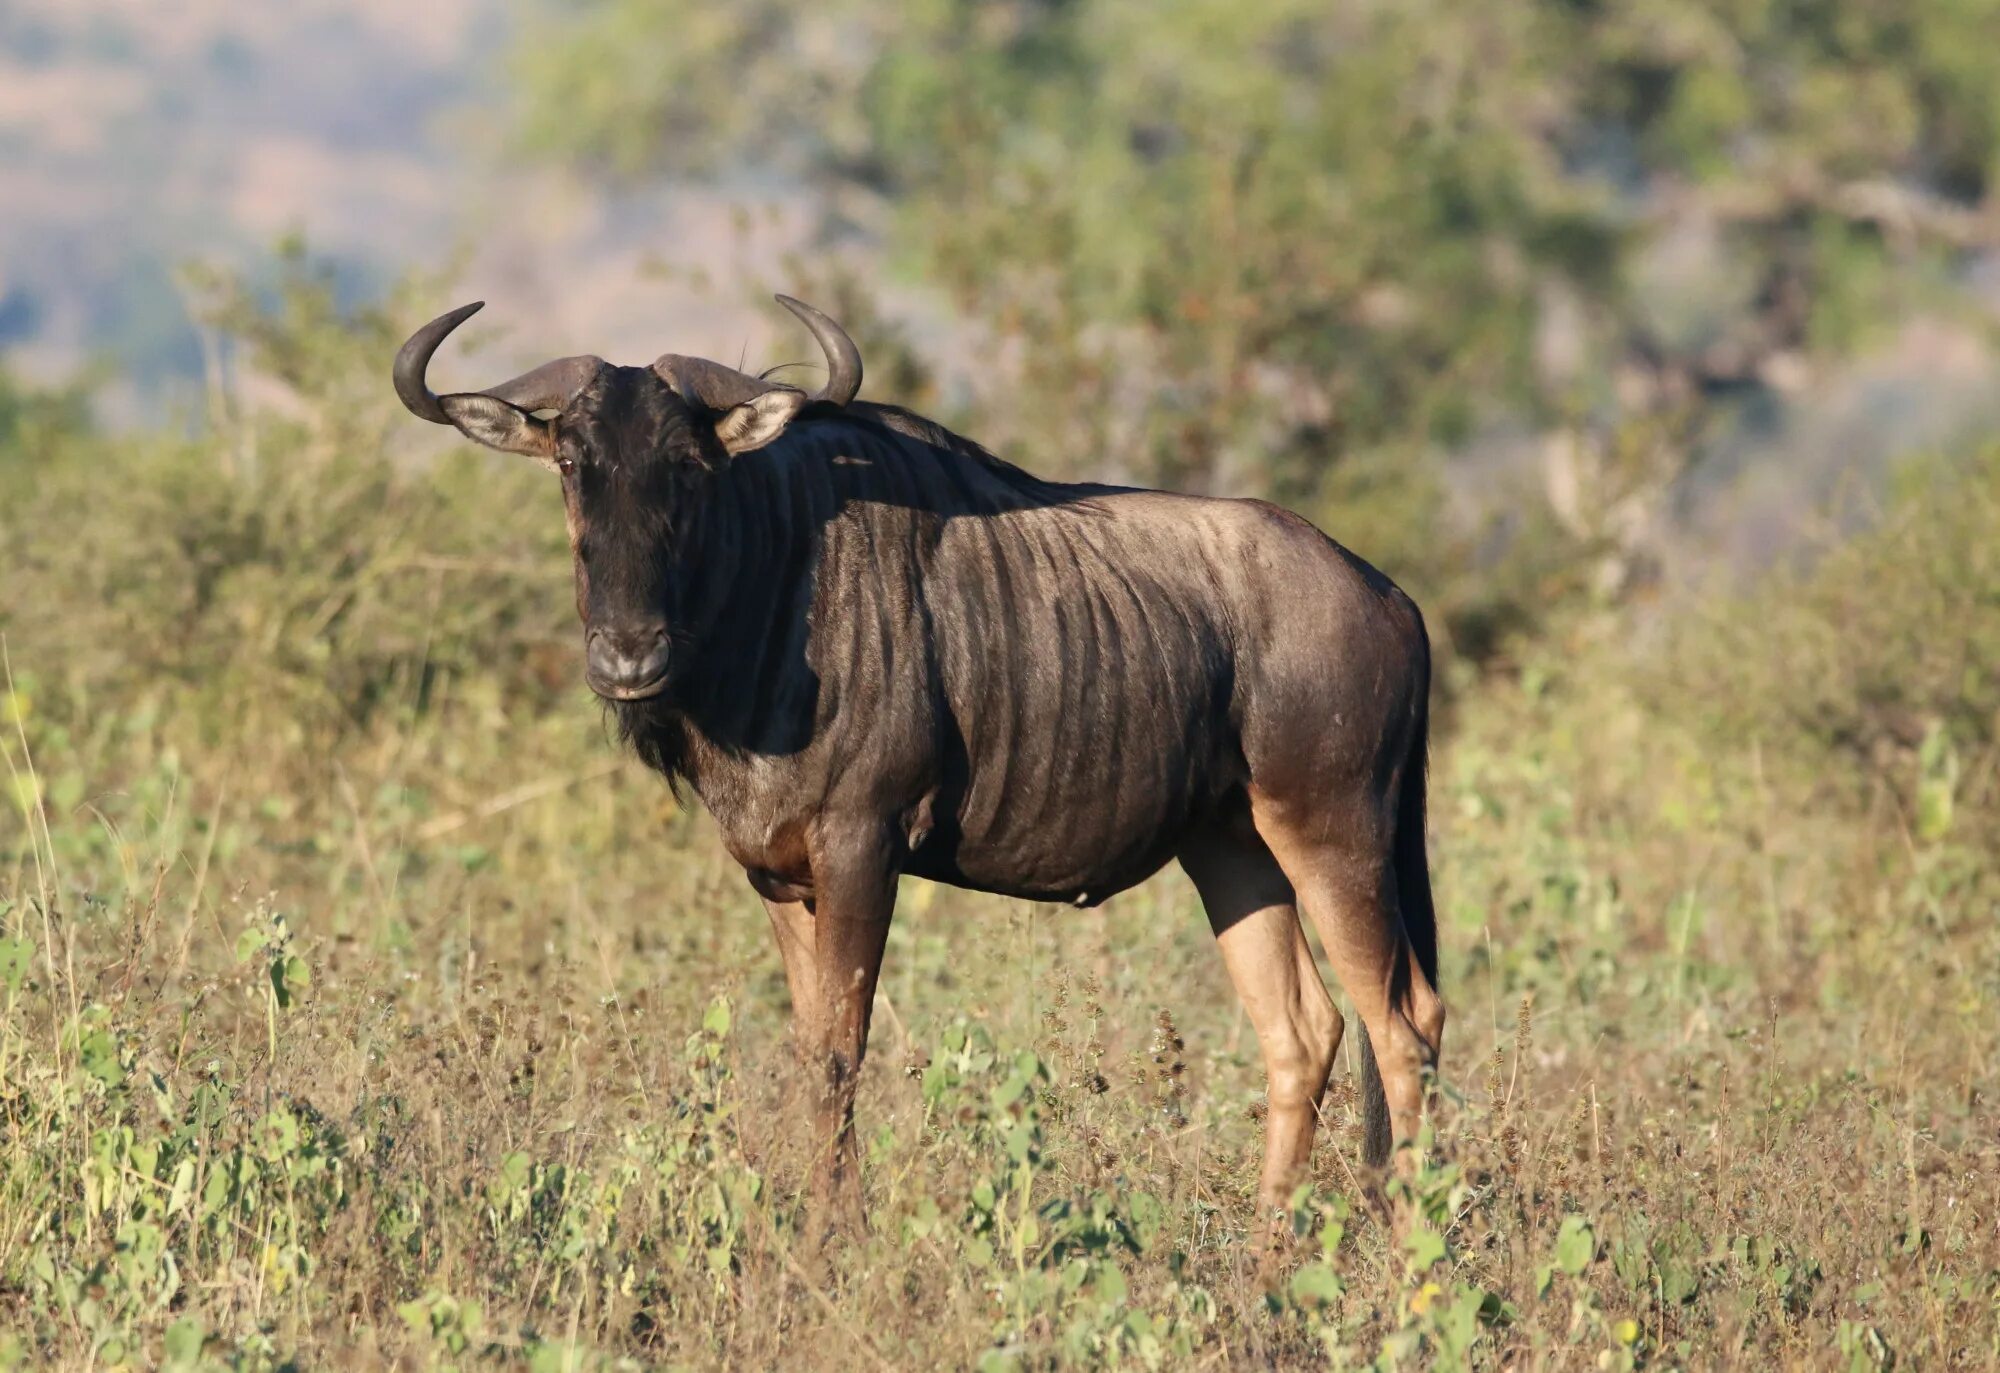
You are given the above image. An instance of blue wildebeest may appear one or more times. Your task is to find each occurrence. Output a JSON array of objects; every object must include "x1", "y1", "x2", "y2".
[{"x1": 393, "y1": 298, "x2": 1444, "y2": 1240}]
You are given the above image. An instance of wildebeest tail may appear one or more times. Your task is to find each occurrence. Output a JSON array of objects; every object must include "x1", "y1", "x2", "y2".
[{"x1": 1359, "y1": 621, "x2": 1437, "y2": 1167}]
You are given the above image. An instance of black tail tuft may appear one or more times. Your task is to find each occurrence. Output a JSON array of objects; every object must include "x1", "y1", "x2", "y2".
[{"x1": 1360, "y1": 620, "x2": 1436, "y2": 1168}]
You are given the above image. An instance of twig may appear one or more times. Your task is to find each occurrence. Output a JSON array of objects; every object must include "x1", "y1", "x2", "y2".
[
  {"x1": 873, "y1": 982, "x2": 914, "y2": 1054},
  {"x1": 414, "y1": 761, "x2": 630, "y2": 841},
  {"x1": 333, "y1": 765, "x2": 388, "y2": 911},
  {"x1": 168, "y1": 788, "x2": 227, "y2": 988}
]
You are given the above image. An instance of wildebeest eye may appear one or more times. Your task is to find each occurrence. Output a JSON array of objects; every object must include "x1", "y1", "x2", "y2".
[{"x1": 556, "y1": 456, "x2": 576, "y2": 476}]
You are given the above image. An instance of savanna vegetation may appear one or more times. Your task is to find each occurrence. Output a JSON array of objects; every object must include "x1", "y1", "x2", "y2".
[{"x1": 6, "y1": 0, "x2": 2000, "y2": 1367}]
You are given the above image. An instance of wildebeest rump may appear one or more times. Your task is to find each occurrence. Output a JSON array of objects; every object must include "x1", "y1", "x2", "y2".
[{"x1": 392, "y1": 298, "x2": 1446, "y2": 1236}]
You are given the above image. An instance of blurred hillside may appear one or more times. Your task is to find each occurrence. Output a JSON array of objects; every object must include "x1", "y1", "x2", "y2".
[
  {"x1": 0, "y1": 0, "x2": 492, "y2": 398},
  {"x1": 0, "y1": 0, "x2": 829, "y2": 423}
]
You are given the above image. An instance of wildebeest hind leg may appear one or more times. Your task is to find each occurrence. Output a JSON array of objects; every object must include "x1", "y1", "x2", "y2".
[
  {"x1": 1251, "y1": 802, "x2": 1444, "y2": 1171},
  {"x1": 1179, "y1": 826, "x2": 1342, "y2": 1232}
]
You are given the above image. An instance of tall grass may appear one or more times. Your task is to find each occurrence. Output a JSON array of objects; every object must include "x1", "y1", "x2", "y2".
[{"x1": 1, "y1": 286, "x2": 1995, "y2": 1369}]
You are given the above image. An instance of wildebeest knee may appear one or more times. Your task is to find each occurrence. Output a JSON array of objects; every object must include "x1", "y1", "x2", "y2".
[{"x1": 1266, "y1": 1052, "x2": 1322, "y2": 1109}]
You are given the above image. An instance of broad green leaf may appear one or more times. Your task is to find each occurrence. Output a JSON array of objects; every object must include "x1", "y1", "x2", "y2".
[
  {"x1": 78, "y1": 1027, "x2": 124, "y2": 1089},
  {"x1": 702, "y1": 997, "x2": 732, "y2": 1036},
  {"x1": 992, "y1": 1071, "x2": 1029, "y2": 1109},
  {"x1": 1555, "y1": 1215, "x2": 1596, "y2": 1275},
  {"x1": 1405, "y1": 1224, "x2": 1448, "y2": 1271},
  {"x1": 271, "y1": 952, "x2": 309, "y2": 1010},
  {"x1": 1291, "y1": 1262, "x2": 1344, "y2": 1307}
]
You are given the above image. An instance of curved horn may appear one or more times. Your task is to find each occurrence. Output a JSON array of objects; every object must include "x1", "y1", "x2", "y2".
[
  {"x1": 776, "y1": 294, "x2": 862, "y2": 404},
  {"x1": 394, "y1": 301, "x2": 484, "y2": 424},
  {"x1": 480, "y1": 354, "x2": 606, "y2": 414},
  {"x1": 651, "y1": 297, "x2": 863, "y2": 412},
  {"x1": 395, "y1": 301, "x2": 605, "y2": 425}
]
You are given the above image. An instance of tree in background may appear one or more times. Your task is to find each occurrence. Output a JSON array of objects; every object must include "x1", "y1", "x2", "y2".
[{"x1": 514, "y1": 0, "x2": 2000, "y2": 666}]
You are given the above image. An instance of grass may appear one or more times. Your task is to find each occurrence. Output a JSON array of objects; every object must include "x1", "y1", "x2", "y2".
[{"x1": 2, "y1": 293, "x2": 1997, "y2": 1369}]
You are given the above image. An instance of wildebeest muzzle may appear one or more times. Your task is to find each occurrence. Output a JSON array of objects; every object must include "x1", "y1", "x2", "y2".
[{"x1": 585, "y1": 621, "x2": 671, "y2": 701}]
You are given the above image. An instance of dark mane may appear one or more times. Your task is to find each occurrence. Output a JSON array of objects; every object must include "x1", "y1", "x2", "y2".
[
  {"x1": 806, "y1": 399, "x2": 1063, "y2": 488},
  {"x1": 609, "y1": 398, "x2": 1098, "y2": 794},
  {"x1": 838, "y1": 400, "x2": 998, "y2": 460},
  {"x1": 615, "y1": 702, "x2": 690, "y2": 797}
]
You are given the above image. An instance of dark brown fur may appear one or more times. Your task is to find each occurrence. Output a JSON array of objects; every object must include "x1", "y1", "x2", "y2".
[
  {"x1": 400, "y1": 320, "x2": 1445, "y2": 1242},
  {"x1": 574, "y1": 370, "x2": 1442, "y2": 1225}
]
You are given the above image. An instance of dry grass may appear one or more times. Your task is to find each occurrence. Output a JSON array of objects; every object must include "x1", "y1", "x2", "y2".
[{"x1": 2, "y1": 306, "x2": 1997, "y2": 1369}]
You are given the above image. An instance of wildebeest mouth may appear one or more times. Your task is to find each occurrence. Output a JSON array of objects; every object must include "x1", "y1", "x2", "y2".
[{"x1": 589, "y1": 674, "x2": 670, "y2": 702}]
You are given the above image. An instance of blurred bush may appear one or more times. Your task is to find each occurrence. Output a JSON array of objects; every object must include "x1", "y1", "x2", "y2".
[{"x1": 2, "y1": 251, "x2": 577, "y2": 771}]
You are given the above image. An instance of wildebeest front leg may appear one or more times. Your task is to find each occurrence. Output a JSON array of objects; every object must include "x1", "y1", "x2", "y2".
[
  {"x1": 760, "y1": 895, "x2": 820, "y2": 1050},
  {"x1": 804, "y1": 823, "x2": 896, "y2": 1235}
]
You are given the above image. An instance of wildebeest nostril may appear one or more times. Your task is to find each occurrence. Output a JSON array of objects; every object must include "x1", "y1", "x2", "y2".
[{"x1": 585, "y1": 624, "x2": 671, "y2": 698}]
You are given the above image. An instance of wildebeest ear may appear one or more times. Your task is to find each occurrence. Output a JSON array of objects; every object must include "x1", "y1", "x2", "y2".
[
  {"x1": 438, "y1": 393, "x2": 555, "y2": 464},
  {"x1": 712, "y1": 387, "x2": 806, "y2": 457}
]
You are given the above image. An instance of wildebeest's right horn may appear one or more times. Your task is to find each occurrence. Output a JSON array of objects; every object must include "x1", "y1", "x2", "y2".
[
  {"x1": 394, "y1": 301, "x2": 485, "y2": 424},
  {"x1": 479, "y1": 354, "x2": 607, "y2": 415},
  {"x1": 395, "y1": 302, "x2": 606, "y2": 425},
  {"x1": 776, "y1": 294, "x2": 863, "y2": 405}
]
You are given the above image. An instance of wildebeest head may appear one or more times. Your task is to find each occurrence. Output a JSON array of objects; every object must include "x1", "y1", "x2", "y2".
[{"x1": 393, "y1": 296, "x2": 862, "y2": 701}]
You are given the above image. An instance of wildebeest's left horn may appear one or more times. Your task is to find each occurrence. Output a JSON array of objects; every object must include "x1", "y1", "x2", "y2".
[
  {"x1": 652, "y1": 297, "x2": 864, "y2": 412},
  {"x1": 652, "y1": 355, "x2": 788, "y2": 412},
  {"x1": 775, "y1": 295, "x2": 862, "y2": 405}
]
